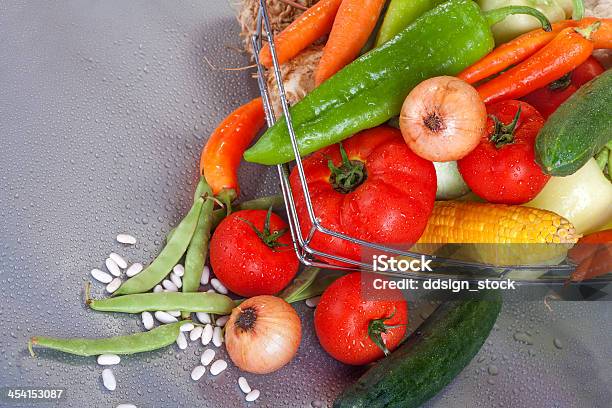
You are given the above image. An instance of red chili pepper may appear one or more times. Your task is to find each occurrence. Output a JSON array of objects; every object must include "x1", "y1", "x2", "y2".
[
  {"x1": 520, "y1": 56, "x2": 604, "y2": 119},
  {"x1": 477, "y1": 22, "x2": 599, "y2": 104},
  {"x1": 200, "y1": 98, "x2": 266, "y2": 205}
]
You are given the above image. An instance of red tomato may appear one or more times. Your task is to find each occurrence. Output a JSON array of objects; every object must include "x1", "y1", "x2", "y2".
[
  {"x1": 521, "y1": 56, "x2": 604, "y2": 119},
  {"x1": 289, "y1": 126, "x2": 436, "y2": 264},
  {"x1": 314, "y1": 272, "x2": 408, "y2": 365},
  {"x1": 209, "y1": 209, "x2": 298, "y2": 297},
  {"x1": 458, "y1": 100, "x2": 549, "y2": 204}
]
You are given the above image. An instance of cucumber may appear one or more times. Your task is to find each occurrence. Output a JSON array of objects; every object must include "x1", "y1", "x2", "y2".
[
  {"x1": 334, "y1": 294, "x2": 502, "y2": 408},
  {"x1": 536, "y1": 69, "x2": 612, "y2": 176}
]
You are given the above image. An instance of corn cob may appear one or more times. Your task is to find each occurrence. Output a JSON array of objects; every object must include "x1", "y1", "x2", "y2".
[
  {"x1": 415, "y1": 201, "x2": 580, "y2": 267},
  {"x1": 417, "y1": 201, "x2": 579, "y2": 244}
]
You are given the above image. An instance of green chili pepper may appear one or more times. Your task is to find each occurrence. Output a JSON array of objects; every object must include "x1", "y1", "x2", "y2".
[
  {"x1": 88, "y1": 292, "x2": 234, "y2": 314},
  {"x1": 183, "y1": 177, "x2": 214, "y2": 295},
  {"x1": 114, "y1": 197, "x2": 204, "y2": 296},
  {"x1": 28, "y1": 321, "x2": 187, "y2": 357},
  {"x1": 244, "y1": 0, "x2": 551, "y2": 165},
  {"x1": 375, "y1": 0, "x2": 446, "y2": 47}
]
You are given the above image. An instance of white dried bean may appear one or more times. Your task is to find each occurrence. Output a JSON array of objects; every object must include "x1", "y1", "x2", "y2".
[
  {"x1": 166, "y1": 310, "x2": 181, "y2": 317},
  {"x1": 210, "y1": 278, "x2": 228, "y2": 294},
  {"x1": 191, "y1": 365, "x2": 206, "y2": 381},
  {"x1": 102, "y1": 368, "x2": 116, "y2": 391},
  {"x1": 238, "y1": 377, "x2": 251, "y2": 394},
  {"x1": 170, "y1": 272, "x2": 182, "y2": 289},
  {"x1": 209, "y1": 359, "x2": 227, "y2": 376},
  {"x1": 206, "y1": 288, "x2": 216, "y2": 294},
  {"x1": 141, "y1": 312, "x2": 154, "y2": 330},
  {"x1": 97, "y1": 354, "x2": 121, "y2": 366},
  {"x1": 162, "y1": 279, "x2": 178, "y2": 292},
  {"x1": 180, "y1": 322, "x2": 195, "y2": 332},
  {"x1": 125, "y1": 263, "x2": 143, "y2": 277},
  {"x1": 215, "y1": 315, "x2": 229, "y2": 327},
  {"x1": 200, "y1": 266, "x2": 210, "y2": 285},
  {"x1": 176, "y1": 332, "x2": 188, "y2": 350},
  {"x1": 153, "y1": 284, "x2": 163, "y2": 293},
  {"x1": 305, "y1": 296, "x2": 321, "y2": 308},
  {"x1": 200, "y1": 348, "x2": 215, "y2": 366},
  {"x1": 105, "y1": 258, "x2": 121, "y2": 277},
  {"x1": 212, "y1": 326, "x2": 223, "y2": 347},
  {"x1": 201, "y1": 324, "x2": 213, "y2": 346},
  {"x1": 172, "y1": 264, "x2": 185, "y2": 277},
  {"x1": 109, "y1": 252, "x2": 128, "y2": 269},
  {"x1": 245, "y1": 389, "x2": 260, "y2": 402},
  {"x1": 190, "y1": 326, "x2": 203, "y2": 341},
  {"x1": 116, "y1": 234, "x2": 136, "y2": 245},
  {"x1": 196, "y1": 312, "x2": 211, "y2": 324},
  {"x1": 91, "y1": 268, "x2": 113, "y2": 284},
  {"x1": 106, "y1": 278, "x2": 122, "y2": 294},
  {"x1": 154, "y1": 311, "x2": 178, "y2": 324}
]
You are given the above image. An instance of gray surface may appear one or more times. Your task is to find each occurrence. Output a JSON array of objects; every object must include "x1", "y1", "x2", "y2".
[{"x1": 0, "y1": 1, "x2": 610, "y2": 407}]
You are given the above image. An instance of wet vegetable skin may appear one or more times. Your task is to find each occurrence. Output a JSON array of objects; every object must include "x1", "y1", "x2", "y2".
[{"x1": 244, "y1": 0, "x2": 551, "y2": 165}]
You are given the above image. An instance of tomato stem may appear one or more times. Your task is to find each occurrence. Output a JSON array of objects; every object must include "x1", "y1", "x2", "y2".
[
  {"x1": 367, "y1": 308, "x2": 408, "y2": 356},
  {"x1": 328, "y1": 143, "x2": 366, "y2": 193},
  {"x1": 237, "y1": 207, "x2": 289, "y2": 249},
  {"x1": 489, "y1": 105, "x2": 522, "y2": 149}
]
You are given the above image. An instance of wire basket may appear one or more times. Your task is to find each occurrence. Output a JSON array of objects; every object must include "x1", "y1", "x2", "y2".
[{"x1": 248, "y1": 0, "x2": 610, "y2": 284}]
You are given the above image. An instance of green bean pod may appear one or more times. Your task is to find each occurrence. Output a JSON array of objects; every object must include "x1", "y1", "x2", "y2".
[
  {"x1": 166, "y1": 194, "x2": 284, "y2": 243},
  {"x1": 89, "y1": 292, "x2": 234, "y2": 314},
  {"x1": 183, "y1": 178, "x2": 214, "y2": 294},
  {"x1": 29, "y1": 321, "x2": 187, "y2": 357},
  {"x1": 114, "y1": 197, "x2": 204, "y2": 296}
]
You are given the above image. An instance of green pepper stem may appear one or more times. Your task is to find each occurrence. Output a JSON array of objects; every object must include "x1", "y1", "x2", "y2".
[
  {"x1": 572, "y1": 0, "x2": 584, "y2": 21},
  {"x1": 216, "y1": 188, "x2": 236, "y2": 216},
  {"x1": 484, "y1": 6, "x2": 552, "y2": 32},
  {"x1": 575, "y1": 21, "x2": 601, "y2": 40}
]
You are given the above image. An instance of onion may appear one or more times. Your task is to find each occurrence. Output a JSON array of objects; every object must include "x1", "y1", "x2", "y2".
[
  {"x1": 225, "y1": 295, "x2": 301, "y2": 374},
  {"x1": 400, "y1": 76, "x2": 486, "y2": 162}
]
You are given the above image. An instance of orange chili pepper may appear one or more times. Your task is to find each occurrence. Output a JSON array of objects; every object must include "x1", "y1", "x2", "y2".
[
  {"x1": 200, "y1": 98, "x2": 266, "y2": 205},
  {"x1": 476, "y1": 22, "x2": 599, "y2": 104}
]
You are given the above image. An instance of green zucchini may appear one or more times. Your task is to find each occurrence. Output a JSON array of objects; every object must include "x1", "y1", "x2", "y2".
[
  {"x1": 334, "y1": 294, "x2": 502, "y2": 408},
  {"x1": 536, "y1": 69, "x2": 612, "y2": 176}
]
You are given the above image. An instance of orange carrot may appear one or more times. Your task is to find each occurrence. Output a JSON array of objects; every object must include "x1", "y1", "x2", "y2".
[
  {"x1": 476, "y1": 23, "x2": 598, "y2": 104},
  {"x1": 458, "y1": 20, "x2": 575, "y2": 85},
  {"x1": 200, "y1": 98, "x2": 265, "y2": 203},
  {"x1": 458, "y1": 17, "x2": 612, "y2": 85},
  {"x1": 258, "y1": 0, "x2": 343, "y2": 68},
  {"x1": 315, "y1": 0, "x2": 386, "y2": 86}
]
